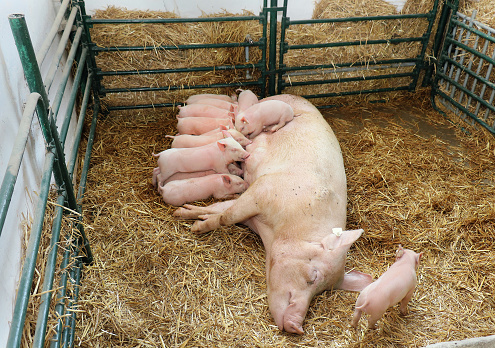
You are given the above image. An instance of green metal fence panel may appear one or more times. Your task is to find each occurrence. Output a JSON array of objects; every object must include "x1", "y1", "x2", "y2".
[
  {"x1": 4, "y1": 3, "x2": 99, "y2": 347},
  {"x1": 276, "y1": 0, "x2": 440, "y2": 105},
  {"x1": 83, "y1": 3, "x2": 269, "y2": 111},
  {"x1": 432, "y1": 7, "x2": 495, "y2": 135}
]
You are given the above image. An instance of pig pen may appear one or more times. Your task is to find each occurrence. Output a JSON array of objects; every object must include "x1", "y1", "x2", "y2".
[
  {"x1": 12, "y1": 0, "x2": 495, "y2": 347},
  {"x1": 65, "y1": 97, "x2": 494, "y2": 347}
]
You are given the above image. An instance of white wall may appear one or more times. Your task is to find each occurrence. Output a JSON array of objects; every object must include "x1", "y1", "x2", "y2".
[{"x1": 0, "y1": 0, "x2": 78, "y2": 346}]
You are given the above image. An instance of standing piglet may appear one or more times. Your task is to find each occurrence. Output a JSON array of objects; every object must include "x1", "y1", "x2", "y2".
[
  {"x1": 154, "y1": 138, "x2": 250, "y2": 183},
  {"x1": 176, "y1": 117, "x2": 234, "y2": 135},
  {"x1": 236, "y1": 100, "x2": 296, "y2": 139},
  {"x1": 351, "y1": 245, "x2": 423, "y2": 329},
  {"x1": 158, "y1": 174, "x2": 248, "y2": 206}
]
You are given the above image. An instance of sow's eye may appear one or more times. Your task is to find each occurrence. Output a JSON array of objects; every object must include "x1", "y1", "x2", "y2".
[{"x1": 307, "y1": 269, "x2": 318, "y2": 285}]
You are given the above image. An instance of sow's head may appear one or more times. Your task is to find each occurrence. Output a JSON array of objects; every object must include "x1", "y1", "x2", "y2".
[{"x1": 266, "y1": 229, "x2": 372, "y2": 334}]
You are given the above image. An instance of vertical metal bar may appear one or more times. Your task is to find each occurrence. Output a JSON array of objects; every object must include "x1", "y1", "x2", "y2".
[
  {"x1": 59, "y1": 46, "x2": 88, "y2": 143},
  {"x1": 67, "y1": 74, "x2": 93, "y2": 175},
  {"x1": 277, "y1": 0, "x2": 288, "y2": 94},
  {"x1": 444, "y1": 14, "x2": 468, "y2": 96},
  {"x1": 36, "y1": 0, "x2": 71, "y2": 65},
  {"x1": 410, "y1": 0, "x2": 440, "y2": 90},
  {"x1": 268, "y1": 0, "x2": 278, "y2": 95},
  {"x1": 449, "y1": 11, "x2": 476, "y2": 106},
  {"x1": 32, "y1": 194, "x2": 66, "y2": 348},
  {"x1": 9, "y1": 14, "x2": 93, "y2": 263},
  {"x1": 45, "y1": 6, "x2": 79, "y2": 91},
  {"x1": 465, "y1": 36, "x2": 490, "y2": 114},
  {"x1": 33, "y1": 73, "x2": 93, "y2": 348},
  {"x1": 458, "y1": 14, "x2": 480, "y2": 113},
  {"x1": 475, "y1": 47, "x2": 495, "y2": 118},
  {"x1": 424, "y1": 0, "x2": 455, "y2": 86},
  {"x1": 0, "y1": 93, "x2": 40, "y2": 237},
  {"x1": 6, "y1": 152, "x2": 57, "y2": 348},
  {"x1": 52, "y1": 28, "x2": 84, "y2": 121}
]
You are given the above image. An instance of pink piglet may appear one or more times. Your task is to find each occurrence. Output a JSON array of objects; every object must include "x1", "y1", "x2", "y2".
[{"x1": 351, "y1": 245, "x2": 423, "y2": 329}]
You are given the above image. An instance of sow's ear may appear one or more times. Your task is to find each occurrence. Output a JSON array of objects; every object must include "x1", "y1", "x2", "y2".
[{"x1": 321, "y1": 228, "x2": 364, "y2": 250}]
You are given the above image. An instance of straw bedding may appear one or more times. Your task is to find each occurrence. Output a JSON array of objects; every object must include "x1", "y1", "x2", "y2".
[
  {"x1": 19, "y1": 1, "x2": 495, "y2": 347},
  {"x1": 53, "y1": 97, "x2": 492, "y2": 347}
]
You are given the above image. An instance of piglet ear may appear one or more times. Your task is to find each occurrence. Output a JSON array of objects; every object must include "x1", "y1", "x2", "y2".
[
  {"x1": 217, "y1": 140, "x2": 227, "y2": 152},
  {"x1": 241, "y1": 116, "x2": 249, "y2": 124},
  {"x1": 416, "y1": 252, "x2": 424, "y2": 266},
  {"x1": 219, "y1": 124, "x2": 229, "y2": 131},
  {"x1": 222, "y1": 175, "x2": 232, "y2": 185}
]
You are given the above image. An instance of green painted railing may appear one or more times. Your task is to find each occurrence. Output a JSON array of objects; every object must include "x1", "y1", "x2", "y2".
[
  {"x1": 276, "y1": 0, "x2": 440, "y2": 104},
  {"x1": 432, "y1": 2, "x2": 495, "y2": 135},
  {"x1": 4, "y1": 4, "x2": 99, "y2": 348},
  {"x1": 83, "y1": 2, "x2": 269, "y2": 110}
]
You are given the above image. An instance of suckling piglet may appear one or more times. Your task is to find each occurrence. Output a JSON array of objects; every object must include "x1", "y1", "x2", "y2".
[
  {"x1": 158, "y1": 174, "x2": 248, "y2": 206},
  {"x1": 351, "y1": 245, "x2": 423, "y2": 329},
  {"x1": 177, "y1": 104, "x2": 232, "y2": 119},
  {"x1": 176, "y1": 117, "x2": 234, "y2": 135},
  {"x1": 236, "y1": 88, "x2": 258, "y2": 112},
  {"x1": 166, "y1": 129, "x2": 251, "y2": 148},
  {"x1": 187, "y1": 98, "x2": 237, "y2": 111},
  {"x1": 185, "y1": 93, "x2": 235, "y2": 104},
  {"x1": 236, "y1": 100, "x2": 296, "y2": 139},
  {"x1": 153, "y1": 138, "x2": 250, "y2": 183}
]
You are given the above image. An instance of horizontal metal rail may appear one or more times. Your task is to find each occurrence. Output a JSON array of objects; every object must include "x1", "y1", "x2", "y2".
[
  {"x1": 302, "y1": 85, "x2": 411, "y2": 99},
  {"x1": 286, "y1": 36, "x2": 424, "y2": 51},
  {"x1": 87, "y1": 15, "x2": 263, "y2": 25},
  {"x1": 287, "y1": 13, "x2": 432, "y2": 25},
  {"x1": 97, "y1": 63, "x2": 263, "y2": 76},
  {"x1": 91, "y1": 40, "x2": 262, "y2": 52},
  {"x1": 281, "y1": 71, "x2": 413, "y2": 88},
  {"x1": 101, "y1": 80, "x2": 262, "y2": 94},
  {"x1": 280, "y1": 58, "x2": 418, "y2": 73}
]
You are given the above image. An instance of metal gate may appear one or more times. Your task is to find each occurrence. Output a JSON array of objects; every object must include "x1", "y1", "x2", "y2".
[
  {"x1": 273, "y1": 0, "x2": 440, "y2": 105},
  {"x1": 431, "y1": 0, "x2": 495, "y2": 135}
]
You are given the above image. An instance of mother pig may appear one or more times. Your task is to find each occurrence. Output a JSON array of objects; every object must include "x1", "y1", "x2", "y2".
[{"x1": 174, "y1": 94, "x2": 372, "y2": 334}]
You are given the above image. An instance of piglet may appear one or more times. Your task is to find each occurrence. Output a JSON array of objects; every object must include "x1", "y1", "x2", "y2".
[
  {"x1": 158, "y1": 174, "x2": 248, "y2": 206},
  {"x1": 187, "y1": 98, "x2": 237, "y2": 111},
  {"x1": 153, "y1": 138, "x2": 250, "y2": 183},
  {"x1": 350, "y1": 245, "x2": 423, "y2": 329},
  {"x1": 177, "y1": 104, "x2": 233, "y2": 119},
  {"x1": 166, "y1": 129, "x2": 251, "y2": 148},
  {"x1": 152, "y1": 168, "x2": 216, "y2": 191},
  {"x1": 236, "y1": 100, "x2": 297, "y2": 139},
  {"x1": 177, "y1": 117, "x2": 234, "y2": 135},
  {"x1": 236, "y1": 88, "x2": 258, "y2": 112},
  {"x1": 186, "y1": 93, "x2": 235, "y2": 104}
]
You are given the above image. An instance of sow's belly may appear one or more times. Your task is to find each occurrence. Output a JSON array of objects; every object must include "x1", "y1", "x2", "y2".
[
  {"x1": 242, "y1": 95, "x2": 346, "y2": 188},
  {"x1": 240, "y1": 95, "x2": 348, "y2": 231}
]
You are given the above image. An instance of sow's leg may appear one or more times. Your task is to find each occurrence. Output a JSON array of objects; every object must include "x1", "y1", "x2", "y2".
[
  {"x1": 173, "y1": 200, "x2": 236, "y2": 220},
  {"x1": 176, "y1": 182, "x2": 261, "y2": 233}
]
